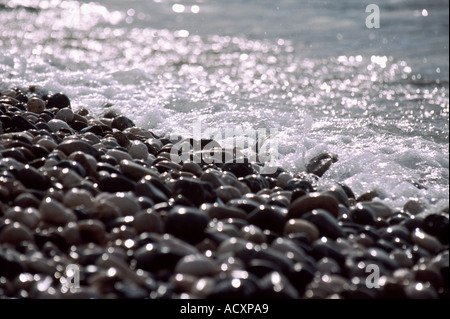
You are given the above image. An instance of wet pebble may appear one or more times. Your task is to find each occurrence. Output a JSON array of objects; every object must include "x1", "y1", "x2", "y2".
[
  {"x1": 165, "y1": 206, "x2": 210, "y2": 244},
  {"x1": 288, "y1": 193, "x2": 339, "y2": 219},
  {"x1": 39, "y1": 197, "x2": 77, "y2": 226}
]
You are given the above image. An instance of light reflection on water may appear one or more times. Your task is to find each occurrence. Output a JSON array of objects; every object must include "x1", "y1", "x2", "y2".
[{"x1": 0, "y1": 0, "x2": 448, "y2": 210}]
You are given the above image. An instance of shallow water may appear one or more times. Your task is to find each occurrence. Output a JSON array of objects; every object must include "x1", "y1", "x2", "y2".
[{"x1": 0, "y1": 0, "x2": 448, "y2": 211}]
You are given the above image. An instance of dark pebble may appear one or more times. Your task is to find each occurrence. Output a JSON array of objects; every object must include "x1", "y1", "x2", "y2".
[
  {"x1": 241, "y1": 174, "x2": 270, "y2": 193},
  {"x1": 311, "y1": 240, "x2": 346, "y2": 268},
  {"x1": 286, "y1": 179, "x2": 314, "y2": 192},
  {"x1": 56, "y1": 160, "x2": 86, "y2": 177},
  {"x1": 133, "y1": 243, "x2": 186, "y2": 273},
  {"x1": 421, "y1": 213, "x2": 449, "y2": 245},
  {"x1": 247, "y1": 205, "x2": 286, "y2": 234},
  {"x1": 16, "y1": 165, "x2": 51, "y2": 190},
  {"x1": 134, "y1": 179, "x2": 169, "y2": 204},
  {"x1": 228, "y1": 198, "x2": 261, "y2": 214},
  {"x1": 350, "y1": 203, "x2": 376, "y2": 226},
  {"x1": 222, "y1": 158, "x2": 255, "y2": 178},
  {"x1": 10, "y1": 115, "x2": 38, "y2": 131},
  {"x1": 98, "y1": 174, "x2": 136, "y2": 192},
  {"x1": 112, "y1": 115, "x2": 135, "y2": 131},
  {"x1": 164, "y1": 206, "x2": 210, "y2": 244},
  {"x1": 56, "y1": 139, "x2": 101, "y2": 160},
  {"x1": 172, "y1": 178, "x2": 217, "y2": 206},
  {"x1": 302, "y1": 209, "x2": 345, "y2": 240},
  {"x1": 47, "y1": 93, "x2": 70, "y2": 109},
  {"x1": 306, "y1": 152, "x2": 338, "y2": 177}
]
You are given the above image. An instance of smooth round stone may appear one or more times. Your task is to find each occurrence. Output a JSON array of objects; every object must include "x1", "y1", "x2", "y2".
[
  {"x1": 173, "y1": 178, "x2": 217, "y2": 207},
  {"x1": 16, "y1": 165, "x2": 51, "y2": 190},
  {"x1": 403, "y1": 199, "x2": 425, "y2": 215},
  {"x1": 421, "y1": 213, "x2": 449, "y2": 245},
  {"x1": 175, "y1": 254, "x2": 219, "y2": 277},
  {"x1": 356, "y1": 189, "x2": 381, "y2": 202},
  {"x1": 222, "y1": 159, "x2": 255, "y2": 178},
  {"x1": 133, "y1": 243, "x2": 186, "y2": 273},
  {"x1": 4, "y1": 207, "x2": 40, "y2": 229},
  {"x1": 266, "y1": 195, "x2": 290, "y2": 208},
  {"x1": 112, "y1": 115, "x2": 135, "y2": 131},
  {"x1": 47, "y1": 92, "x2": 70, "y2": 109},
  {"x1": 276, "y1": 172, "x2": 293, "y2": 189},
  {"x1": 26, "y1": 97, "x2": 45, "y2": 113},
  {"x1": 48, "y1": 119, "x2": 73, "y2": 132},
  {"x1": 0, "y1": 222, "x2": 34, "y2": 245},
  {"x1": 247, "y1": 205, "x2": 286, "y2": 235},
  {"x1": 128, "y1": 141, "x2": 148, "y2": 160},
  {"x1": 241, "y1": 225, "x2": 266, "y2": 244},
  {"x1": 55, "y1": 107, "x2": 74, "y2": 122},
  {"x1": 350, "y1": 203, "x2": 376, "y2": 226},
  {"x1": 202, "y1": 203, "x2": 248, "y2": 220},
  {"x1": 134, "y1": 179, "x2": 169, "y2": 204},
  {"x1": 77, "y1": 219, "x2": 106, "y2": 245},
  {"x1": 200, "y1": 169, "x2": 225, "y2": 188},
  {"x1": 411, "y1": 228, "x2": 443, "y2": 254},
  {"x1": 284, "y1": 218, "x2": 320, "y2": 242},
  {"x1": 287, "y1": 192, "x2": 339, "y2": 219},
  {"x1": 286, "y1": 179, "x2": 314, "y2": 192},
  {"x1": 39, "y1": 197, "x2": 77, "y2": 226},
  {"x1": 216, "y1": 185, "x2": 242, "y2": 203},
  {"x1": 56, "y1": 139, "x2": 100, "y2": 159},
  {"x1": 106, "y1": 149, "x2": 133, "y2": 162},
  {"x1": 58, "y1": 168, "x2": 84, "y2": 188},
  {"x1": 90, "y1": 200, "x2": 122, "y2": 221},
  {"x1": 359, "y1": 201, "x2": 393, "y2": 219},
  {"x1": 306, "y1": 152, "x2": 338, "y2": 177},
  {"x1": 37, "y1": 137, "x2": 57, "y2": 151},
  {"x1": 165, "y1": 206, "x2": 210, "y2": 244},
  {"x1": 97, "y1": 162, "x2": 121, "y2": 175},
  {"x1": 258, "y1": 271, "x2": 299, "y2": 299},
  {"x1": 61, "y1": 222, "x2": 81, "y2": 246},
  {"x1": 56, "y1": 160, "x2": 86, "y2": 177},
  {"x1": 63, "y1": 188, "x2": 93, "y2": 209},
  {"x1": 319, "y1": 184, "x2": 350, "y2": 207},
  {"x1": 69, "y1": 152, "x2": 98, "y2": 177},
  {"x1": 182, "y1": 162, "x2": 203, "y2": 177},
  {"x1": 13, "y1": 192, "x2": 41, "y2": 209},
  {"x1": 10, "y1": 115, "x2": 38, "y2": 131},
  {"x1": 242, "y1": 174, "x2": 270, "y2": 193},
  {"x1": 303, "y1": 210, "x2": 345, "y2": 240},
  {"x1": 235, "y1": 245, "x2": 295, "y2": 276},
  {"x1": 380, "y1": 225, "x2": 411, "y2": 242},
  {"x1": 120, "y1": 159, "x2": 159, "y2": 181},
  {"x1": 98, "y1": 174, "x2": 136, "y2": 192},
  {"x1": 95, "y1": 192, "x2": 141, "y2": 217},
  {"x1": 133, "y1": 209, "x2": 164, "y2": 234}
]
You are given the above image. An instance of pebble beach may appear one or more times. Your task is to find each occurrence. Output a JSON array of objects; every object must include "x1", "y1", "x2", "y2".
[{"x1": 0, "y1": 85, "x2": 448, "y2": 299}]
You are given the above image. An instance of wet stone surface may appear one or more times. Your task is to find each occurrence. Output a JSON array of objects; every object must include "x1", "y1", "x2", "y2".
[{"x1": 0, "y1": 87, "x2": 447, "y2": 299}]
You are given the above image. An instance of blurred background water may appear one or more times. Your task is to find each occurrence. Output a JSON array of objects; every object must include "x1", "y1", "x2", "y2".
[{"x1": 0, "y1": 0, "x2": 448, "y2": 211}]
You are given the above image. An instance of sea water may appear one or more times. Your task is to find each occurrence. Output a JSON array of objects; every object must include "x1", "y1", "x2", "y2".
[{"x1": 0, "y1": 0, "x2": 448, "y2": 212}]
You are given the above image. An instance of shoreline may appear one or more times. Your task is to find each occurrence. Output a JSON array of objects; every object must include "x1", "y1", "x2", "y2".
[{"x1": 0, "y1": 84, "x2": 448, "y2": 299}]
